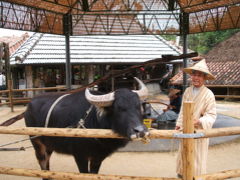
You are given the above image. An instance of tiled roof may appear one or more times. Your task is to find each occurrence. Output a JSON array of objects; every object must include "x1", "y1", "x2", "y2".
[
  {"x1": 0, "y1": 33, "x2": 29, "y2": 55},
  {"x1": 10, "y1": 33, "x2": 181, "y2": 65},
  {"x1": 170, "y1": 60, "x2": 240, "y2": 86},
  {"x1": 170, "y1": 32, "x2": 240, "y2": 86}
]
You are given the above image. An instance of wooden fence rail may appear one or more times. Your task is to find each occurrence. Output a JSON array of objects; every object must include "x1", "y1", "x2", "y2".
[
  {"x1": 0, "y1": 85, "x2": 66, "y2": 111},
  {"x1": 194, "y1": 169, "x2": 240, "y2": 180},
  {"x1": 0, "y1": 166, "x2": 180, "y2": 180},
  {"x1": 0, "y1": 126, "x2": 239, "y2": 139}
]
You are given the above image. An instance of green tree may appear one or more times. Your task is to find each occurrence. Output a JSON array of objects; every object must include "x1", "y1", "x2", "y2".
[{"x1": 187, "y1": 29, "x2": 240, "y2": 54}]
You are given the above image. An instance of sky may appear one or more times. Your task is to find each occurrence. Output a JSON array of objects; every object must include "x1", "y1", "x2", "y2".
[{"x1": 0, "y1": 28, "x2": 33, "y2": 37}]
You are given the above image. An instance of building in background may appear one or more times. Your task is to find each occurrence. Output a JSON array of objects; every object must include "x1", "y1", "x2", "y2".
[{"x1": 10, "y1": 33, "x2": 182, "y2": 94}]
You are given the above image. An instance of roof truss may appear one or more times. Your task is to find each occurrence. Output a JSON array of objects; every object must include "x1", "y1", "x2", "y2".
[{"x1": 0, "y1": 0, "x2": 240, "y2": 35}]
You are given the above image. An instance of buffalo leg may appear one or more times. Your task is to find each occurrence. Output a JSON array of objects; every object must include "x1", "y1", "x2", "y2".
[
  {"x1": 89, "y1": 158, "x2": 104, "y2": 173},
  {"x1": 73, "y1": 154, "x2": 89, "y2": 173},
  {"x1": 31, "y1": 138, "x2": 53, "y2": 180}
]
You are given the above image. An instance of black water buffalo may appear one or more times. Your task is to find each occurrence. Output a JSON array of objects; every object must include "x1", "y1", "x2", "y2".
[{"x1": 24, "y1": 77, "x2": 149, "y2": 178}]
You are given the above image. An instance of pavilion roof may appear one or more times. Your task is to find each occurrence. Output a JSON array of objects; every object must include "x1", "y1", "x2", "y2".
[{"x1": 1, "y1": 0, "x2": 239, "y2": 35}]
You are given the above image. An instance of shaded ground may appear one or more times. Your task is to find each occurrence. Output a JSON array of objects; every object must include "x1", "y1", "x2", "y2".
[{"x1": 0, "y1": 98, "x2": 240, "y2": 180}]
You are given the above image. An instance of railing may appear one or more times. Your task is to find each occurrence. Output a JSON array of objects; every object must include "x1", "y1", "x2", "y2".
[{"x1": 0, "y1": 80, "x2": 66, "y2": 111}]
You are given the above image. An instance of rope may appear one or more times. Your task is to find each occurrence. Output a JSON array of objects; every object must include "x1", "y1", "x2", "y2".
[
  {"x1": 45, "y1": 94, "x2": 70, "y2": 127},
  {"x1": 0, "y1": 101, "x2": 93, "y2": 151},
  {"x1": 0, "y1": 135, "x2": 39, "y2": 151},
  {"x1": 76, "y1": 105, "x2": 93, "y2": 128}
]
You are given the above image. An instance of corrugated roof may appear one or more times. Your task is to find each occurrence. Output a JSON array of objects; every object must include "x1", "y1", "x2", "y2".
[{"x1": 10, "y1": 33, "x2": 181, "y2": 65}]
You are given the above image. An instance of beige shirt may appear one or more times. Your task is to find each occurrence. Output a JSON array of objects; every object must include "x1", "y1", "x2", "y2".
[{"x1": 176, "y1": 85, "x2": 217, "y2": 176}]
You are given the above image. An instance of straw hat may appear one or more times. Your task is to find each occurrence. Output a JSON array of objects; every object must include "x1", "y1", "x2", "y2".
[
  {"x1": 168, "y1": 88, "x2": 181, "y2": 98},
  {"x1": 183, "y1": 59, "x2": 215, "y2": 80}
]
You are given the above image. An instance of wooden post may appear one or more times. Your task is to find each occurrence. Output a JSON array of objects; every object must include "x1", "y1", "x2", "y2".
[
  {"x1": 182, "y1": 101, "x2": 194, "y2": 180},
  {"x1": 25, "y1": 66, "x2": 33, "y2": 98},
  {"x1": 2, "y1": 42, "x2": 14, "y2": 111},
  {"x1": 8, "y1": 79, "x2": 14, "y2": 112}
]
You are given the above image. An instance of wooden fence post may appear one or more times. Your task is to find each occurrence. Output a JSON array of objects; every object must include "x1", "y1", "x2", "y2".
[
  {"x1": 182, "y1": 101, "x2": 194, "y2": 180},
  {"x1": 8, "y1": 79, "x2": 14, "y2": 112},
  {"x1": 3, "y1": 42, "x2": 13, "y2": 112}
]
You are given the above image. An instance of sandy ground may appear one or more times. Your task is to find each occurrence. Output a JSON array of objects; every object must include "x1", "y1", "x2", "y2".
[{"x1": 0, "y1": 99, "x2": 240, "y2": 180}]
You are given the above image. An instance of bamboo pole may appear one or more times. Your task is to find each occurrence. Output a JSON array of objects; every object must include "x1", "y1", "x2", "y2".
[
  {"x1": 0, "y1": 89, "x2": 9, "y2": 93},
  {"x1": 0, "y1": 126, "x2": 239, "y2": 139},
  {"x1": 182, "y1": 101, "x2": 195, "y2": 180},
  {"x1": 0, "y1": 166, "x2": 181, "y2": 180},
  {"x1": 12, "y1": 86, "x2": 66, "y2": 92},
  {"x1": 12, "y1": 100, "x2": 30, "y2": 104},
  {"x1": 206, "y1": 85, "x2": 240, "y2": 88},
  {"x1": 0, "y1": 97, "x2": 30, "y2": 100},
  {"x1": 196, "y1": 127, "x2": 240, "y2": 138},
  {"x1": 194, "y1": 169, "x2": 240, "y2": 180},
  {"x1": 0, "y1": 102, "x2": 10, "y2": 105},
  {"x1": 0, "y1": 127, "x2": 124, "y2": 138},
  {"x1": 0, "y1": 126, "x2": 177, "y2": 139},
  {"x1": 214, "y1": 95, "x2": 240, "y2": 99}
]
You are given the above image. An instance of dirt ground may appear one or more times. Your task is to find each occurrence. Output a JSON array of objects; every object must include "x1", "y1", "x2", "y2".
[{"x1": 0, "y1": 100, "x2": 240, "y2": 180}]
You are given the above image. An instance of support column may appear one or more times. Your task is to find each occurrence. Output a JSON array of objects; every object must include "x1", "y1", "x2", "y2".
[
  {"x1": 63, "y1": 13, "x2": 72, "y2": 90},
  {"x1": 25, "y1": 66, "x2": 33, "y2": 98},
  {"x1": 180, "y1": 12, "x2": 189, "y2": 92},
  {"x1": 87, "y1": 65, "x2": 94, "y2": 84},
  {"x1": 3, "y1": 43, "x2": 14, "y2": 111},
  {"x1": 183, "y1": 34, "x2": 188, "y2": 92}
]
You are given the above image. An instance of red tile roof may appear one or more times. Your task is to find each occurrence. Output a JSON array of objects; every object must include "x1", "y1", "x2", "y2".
[
  {"x1": 170, "y1": 32, "x2": 240, "y2": 86},
  {"x1": 0, "y1": 33, "x2": 29, "y2": 55},
  {"x1": 170, "y1": 60, "x2": 240, "y2": 86}
]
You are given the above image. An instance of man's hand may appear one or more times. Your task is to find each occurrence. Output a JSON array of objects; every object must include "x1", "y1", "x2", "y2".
[
  {"x1": 175, "y1": 126, "x2": 180, "y2": 130},
  {"x1": 194, "y1": 119, "x2": 201, "y2": 128},
  {"x1": 163, "y1": 108, "x2": 168, "y2": 112}
]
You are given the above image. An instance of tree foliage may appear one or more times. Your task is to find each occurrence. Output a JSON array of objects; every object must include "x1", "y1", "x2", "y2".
[
  {"x1": 162, "y1": 29, "x2": 240, "y2": 55},
  {"x1": 187, "y1": 29, "x2": 240, "y2": 54}
]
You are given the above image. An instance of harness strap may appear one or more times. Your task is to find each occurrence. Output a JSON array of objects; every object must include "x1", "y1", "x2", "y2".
[
  {"x1": 76, "y1": 105, "x2": 93, "y2": 128},
  {"x1": 45, "y1": 94, "x2": 70, "y2": 127}
]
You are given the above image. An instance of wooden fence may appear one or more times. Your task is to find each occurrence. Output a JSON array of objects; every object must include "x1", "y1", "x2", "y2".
[
  {"x1": 0, "y1": 102, "x2": 240, "y2": 180},
  {"x1": 0, "y1": 80, "x2": 66, "y2": 111}
]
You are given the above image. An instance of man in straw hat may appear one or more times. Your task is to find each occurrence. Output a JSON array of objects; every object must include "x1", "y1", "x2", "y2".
[
  {"x1": 175, "y1": 59, "x2": 217, "y2": 177},
  {"x1": 155, "y1": 88, "x2": 182, "y2": 128}
]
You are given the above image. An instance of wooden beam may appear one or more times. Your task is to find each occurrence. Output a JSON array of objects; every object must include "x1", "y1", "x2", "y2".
[
  {"x1": 0, "y1": 126, "x2": 177, "y2": 139},
  {"x1": 196, "y1": 127, "x2": 240, "y2": 138},
  {"x1": 0, "y1": 126, "x2": 239, "y2": 139},
  {"x1": 12, "y1": 86, "x2": 66, "y2": 92},
  {"x1": 0, "y1": 166, "x2": 181, "y2": 180},
  {"x1": 70, "y1": 52, "x2": 198, "y2": 93},
  {"x1": 206, "y1": 85, "x2": 240, "y2": 88},
  {"x1": 195, "y1": 169, "x2": 240, "y2": 180},
  {"x1": 215, "y1": 95, "x2": 240, "y2": 99}
]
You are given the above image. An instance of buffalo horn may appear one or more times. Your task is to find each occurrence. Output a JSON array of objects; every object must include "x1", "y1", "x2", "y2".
[
  {"x1": 85, "y1": 77, "x2": 148, "y2": 107},
  {"x1": 85, "y1": 88, "x2": 114, "y2": 107},
  {"x1": 132, "y1": 77, "x2": 149, "y2": 100}
]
